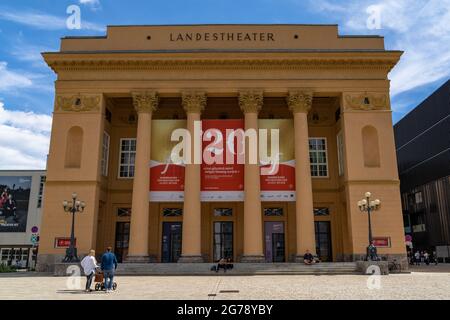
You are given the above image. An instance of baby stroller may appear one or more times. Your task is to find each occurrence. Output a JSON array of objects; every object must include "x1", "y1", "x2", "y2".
[{"x1": 94, "y1": 271, "x2": 118, "y2": 291}]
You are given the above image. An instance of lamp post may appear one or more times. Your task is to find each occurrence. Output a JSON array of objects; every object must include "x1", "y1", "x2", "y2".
[
  {"x1": 357, "y1": 192, "x2": 381, "y2": 261},
  {"x1": 62, "y1": 193, "x2": 85, "y2": 263}
]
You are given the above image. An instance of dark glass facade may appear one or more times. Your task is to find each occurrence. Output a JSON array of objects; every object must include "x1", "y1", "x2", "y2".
[{"x1": 394, "y1": 79, "x2": 450, "y2": 260}]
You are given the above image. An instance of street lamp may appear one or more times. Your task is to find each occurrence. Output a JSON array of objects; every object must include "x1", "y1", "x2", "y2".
[
  {"x1": 62, "y1": 192, "x2": 85, "y2": 263},
  {"x1": 358, "y1": 192, "x2": 381, "y2": 261}
]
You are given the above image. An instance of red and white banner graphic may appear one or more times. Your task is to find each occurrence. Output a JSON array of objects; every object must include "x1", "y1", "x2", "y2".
[{"x1": 201, "y1": 120, "x2": 245, "y2": 201}]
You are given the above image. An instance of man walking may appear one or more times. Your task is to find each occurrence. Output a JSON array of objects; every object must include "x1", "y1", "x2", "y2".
[{"x1": 101, "y1": 247, "x2": 118, "y2": 293}]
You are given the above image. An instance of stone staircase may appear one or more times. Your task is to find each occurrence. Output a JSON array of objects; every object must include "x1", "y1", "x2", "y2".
[{"x1": 116, "y1": 262, "x2": 358, "y2": 276}]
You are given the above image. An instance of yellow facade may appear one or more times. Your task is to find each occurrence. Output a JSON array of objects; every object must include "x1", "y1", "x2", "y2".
[{"x1": 37, "y1": 25, "x2": 406, "y2": 270}]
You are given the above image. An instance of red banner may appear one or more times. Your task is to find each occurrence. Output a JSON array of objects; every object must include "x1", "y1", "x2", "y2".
[{"x1": 201, "y1": 120, "x2": 245, "y2": 201}]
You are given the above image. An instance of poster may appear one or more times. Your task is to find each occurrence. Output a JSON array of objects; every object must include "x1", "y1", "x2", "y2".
[
  {"x1": 149, "y1": 120, "x2": 186, "y2": 202},
  {"x1": 201, "y1": 120, "x2": 245, "y2": 201},
  {"x1": 0, "y1": 176, "x2": 32, "y2": 232},
  {"x1": 259, "y1": 120, "x2": 296, "y2": 202}
]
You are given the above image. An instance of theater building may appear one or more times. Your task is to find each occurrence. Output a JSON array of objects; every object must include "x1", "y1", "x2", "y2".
[{"x1": 37, "y1": 24, "x2": 406, "y2": 270}]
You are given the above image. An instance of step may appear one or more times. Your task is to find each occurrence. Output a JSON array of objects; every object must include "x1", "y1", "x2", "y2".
[{"x1": 115, "y1": 262, "x2": 359, "y2": 276}]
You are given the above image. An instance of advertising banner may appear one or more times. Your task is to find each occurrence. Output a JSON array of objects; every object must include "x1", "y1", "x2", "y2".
[
  {"x1": 259, "y1": 120, "x2": 296, "y2": 202},
  {"x1": 0, "y1": 176, "x2": 32, "y2": 232},
  {"x1": 201, "y1": 120, "x2": 245, "y2": 201},
  {"x1": 149, "y1": 120, "x2": 186, "y2": 202}
]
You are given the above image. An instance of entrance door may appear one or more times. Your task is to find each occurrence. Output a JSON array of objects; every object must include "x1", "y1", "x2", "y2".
[
  {"x1": 213, "y1": 222, "x2": 233, "y2": 261},
  {"x1": 161, "y1": 222, "x2": 182, "y2": 263},
  {"x1": 315, "y1": 221, "x2": 332, "y2": 261},
  {"x1": 264, "y1": 222, "x2": 285, "y2": 262},
  {"x1": 115, "y1": 222, "x2": 130, "y2": 263}
]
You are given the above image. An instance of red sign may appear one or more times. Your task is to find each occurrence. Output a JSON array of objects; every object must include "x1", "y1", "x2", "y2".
[
  {"x1": 54, "y1": 238, "x2": 76, "y2": 249},
  {"x1": 201, "y1": 120, "x2": 245, "y2": 201},
  {"x1": 373, "y1": 237, "x2": 390, "y2": 248}
]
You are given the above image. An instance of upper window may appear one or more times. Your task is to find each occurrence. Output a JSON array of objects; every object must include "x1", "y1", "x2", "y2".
[
  {"x1": 309, "y1": 138, "x2": 328, "y2": 177},
  {"x1": 37, "y1": 176, "x2": 46, "y2": 208},
  {"x1": 264, "y1": 208, "x2": 284, "y2": 216},
  {"x1": 101, "y1": 132, "x2": 110, "y2": 177},
  {"x1": 118, "y1": 138, "x2": 136, "y2": 178},
  {"x1": 162, "y1": 208, "x2": 183, "y2": 217}
]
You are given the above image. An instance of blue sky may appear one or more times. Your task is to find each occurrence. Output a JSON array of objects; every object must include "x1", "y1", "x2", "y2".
[{"x1": 0, "y1": 0, "x2": 449, "y2": 169}]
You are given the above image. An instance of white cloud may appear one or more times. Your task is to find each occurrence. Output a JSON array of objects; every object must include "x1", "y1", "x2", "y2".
[
  {"x1": 306, "y1": 0, "x2": 450, "y2": 99},
  {"x1": 0, "y1": 62, "x2": 33, "y2": 91},
  {"x1": 0, "y1": 102, "x2": 52, "y2": 169},
  {"x1": 0, "y1": 8, "x2": 105, "y2": 32}
]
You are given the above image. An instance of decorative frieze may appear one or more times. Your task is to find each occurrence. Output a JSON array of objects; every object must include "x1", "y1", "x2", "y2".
[
  {"x1": 287, "y1": 91, "x2": 313, "y2": 114},
  {"x1": 182, "y1": 91, "x2": 207, "y2": 114},
  {"x1": 239, "y1": 90, "x2": 263, "y2": 114},
  {"x1": 343, "y1": 93, "x2": 390, "y2": 111},
  {"x1": 132, "y1": 91, "x2": 159, "y2": 113},
  {"x1": 56, "y1": 94, "x2": 102, "y2": 112}
]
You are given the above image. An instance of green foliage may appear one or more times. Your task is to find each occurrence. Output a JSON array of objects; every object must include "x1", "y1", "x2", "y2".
[{"x1": 0, "y1": 263, "x2": 17, "y2": 273}]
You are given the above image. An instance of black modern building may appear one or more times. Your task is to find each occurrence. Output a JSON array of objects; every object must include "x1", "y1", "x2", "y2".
[{"x1": 394, "y1": 79, "x2": 450, "y2": 262}]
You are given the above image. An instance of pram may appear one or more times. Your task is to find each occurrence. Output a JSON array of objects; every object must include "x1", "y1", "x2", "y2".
[{"x1": 94, "y1": 271, "x2": 117, "y2": 291}]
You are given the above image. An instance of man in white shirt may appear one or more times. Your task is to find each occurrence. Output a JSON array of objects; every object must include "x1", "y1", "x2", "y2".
[{"x1": 80, "y1": 250, "x2": 98, "y2": 292}]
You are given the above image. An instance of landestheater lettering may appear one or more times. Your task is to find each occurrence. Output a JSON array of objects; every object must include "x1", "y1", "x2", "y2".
[{"x1": 170, "y1": 32, "x2": 275, "y2": 42}]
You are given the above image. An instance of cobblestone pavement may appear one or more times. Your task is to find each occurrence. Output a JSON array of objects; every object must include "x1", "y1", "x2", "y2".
[{"x1": 0, "y1": 268, "x2": 449, "y2": 300}]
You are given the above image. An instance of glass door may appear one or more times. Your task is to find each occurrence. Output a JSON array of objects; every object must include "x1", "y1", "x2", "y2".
[
  {"x1": 213, "y1": 222, "x2": 233, "y2": 261},
  {"x1": 264, "y1": 221, "x2": 285, "y2": 262},
  {"x1": 315, "y1": 221, "x2": 332, "y2": 262},
  {"x1": 114, "y1": 222, "x2": 130, "y2": 263},
  {"x1": 162, "y1": 222, "x2": 182, "y2": 263}
]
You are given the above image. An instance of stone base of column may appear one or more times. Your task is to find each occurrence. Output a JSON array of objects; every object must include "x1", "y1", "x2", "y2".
[
  {"x1": 240, "y1": 255, "x2": 265, "y2": 263},
  {"x1": 178, "y1": 255, "x2": 204, "y2": 263},
  {"x1": 124, "y1": 255, "x2": 156, "y2": 263}
]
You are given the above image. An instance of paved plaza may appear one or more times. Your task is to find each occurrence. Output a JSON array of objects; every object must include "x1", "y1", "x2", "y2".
[{"x1": 0, "y1": 265, "x2": 449, "y2": 300}]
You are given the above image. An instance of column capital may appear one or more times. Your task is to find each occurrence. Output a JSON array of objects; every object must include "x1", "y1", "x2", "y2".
[
  {"x1": 182, "y1": 91, "x2": 207, "y2": 114},
  {"x1": 287, "y1": 91, "x2": 313, "y2": 114},
  {"x1": 239, "y1": 90, "x2": 263, "y2": 114},
  {"x1": 132, "y1": 91, "x2": 159, "y2": 113}
]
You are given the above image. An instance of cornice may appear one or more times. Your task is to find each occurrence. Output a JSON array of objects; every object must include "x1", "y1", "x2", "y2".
[{"x1": 44, "y1": 57, "x2": 399, "y2": 73}]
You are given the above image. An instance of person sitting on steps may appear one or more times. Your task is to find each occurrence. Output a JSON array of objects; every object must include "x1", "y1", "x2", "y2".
[{"x1": 303, "y1": 250, "x2": 316, "y2": 265}]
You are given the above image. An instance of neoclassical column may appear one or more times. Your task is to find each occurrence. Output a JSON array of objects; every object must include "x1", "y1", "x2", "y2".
[
  {"x1": 178, "y1": 91, "x2": 206, "y2": 263},
  {"x1": 126, "y1": 91, "x2": 158, "y2": 263},
  {"x1": 287, "y1": 90, "x2": 317, "y2": 260},
  {"x1": 239, "y1": 90, "x2": 265, "y2": 262}
]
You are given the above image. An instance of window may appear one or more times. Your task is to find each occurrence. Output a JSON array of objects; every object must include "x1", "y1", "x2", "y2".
[
  {"x1": 314, "y1": 207, "x2": 330, "y2": 216},
  {"x1": 118, "y1": 138, "x2": 136, "y2": 178},
  {"x1": 117, "y1": 208, "x2": 131, "y2": 217},
  {"x1": 336, "y1": 131, "x2": 344, "y2": 176},
  {"x1": 101, "y1": 132, "x2": 110, "y2": 176},
  {"x1": 213, "y1": 222, "x2": 233, "y2": 261},
  {"x1": 162, "y1": 208, "x2": 183, "y2": 217},
  {"x1": 309, "y1": 138, "x2": 328, "y2": 177},
  {"x1": 37, "y1": 176, "x2": 46, "y2": 208},
  {"x1": 263, "y1": 208, "x2": 284, "y2": 216},
  {"x1": 415, "y1": 192, "x2": 423, "y2": 204},
  {"x1": 214, "y1": 208, "x2": 233, "y2": 217}
]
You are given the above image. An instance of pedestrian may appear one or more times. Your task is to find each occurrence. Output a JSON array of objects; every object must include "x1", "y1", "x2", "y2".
[
  {"x1": 80, "y1": 249, "x2": 98, "y2": 292},
  {"x1": 414, "y1": 251, "x2": 421, "y2": 265},
  {"x1": 433, "y1": 251, "x2": 438, "y2": 265},
  {"x1": 101, "y1": 247, "x2": 118, "y2": 293},
  {"x1": 424, "y1": 251, "x2": 430, "y2": 265}
]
